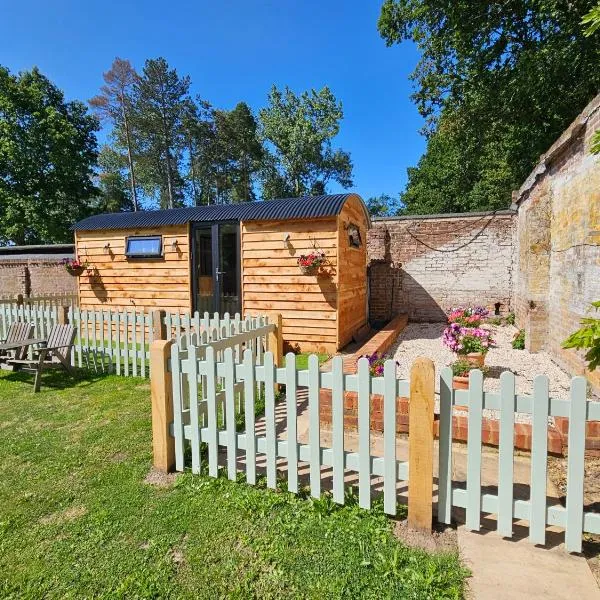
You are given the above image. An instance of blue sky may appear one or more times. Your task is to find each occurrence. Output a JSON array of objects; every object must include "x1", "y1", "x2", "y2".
[{"x1": 1, "y1": 0, "x2": 425, "y2": 201}]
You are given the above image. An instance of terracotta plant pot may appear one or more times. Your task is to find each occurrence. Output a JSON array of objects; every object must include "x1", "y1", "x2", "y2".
[
  {"x1": 465, "y1": 352, "x2": 485, "y2": 368},
  {"x1": 452, "y1": 375, "x2": 470, "y2": 390}
]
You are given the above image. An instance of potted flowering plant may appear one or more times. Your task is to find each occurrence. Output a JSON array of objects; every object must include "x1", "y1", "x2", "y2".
[
  {"x1": 443, "y1": 323, "x2": 494, "y2": 367},
  {"x1": 359, "y1": 352, "x2": 399, "y2": 377},
  {"x1": 62, "y1": 257, "x2": 89, "y2": 276},
  {"x1": 450, "y1": 358, "x2": 476, "y2": 390},
  {"x1": 297, "y1": 251, "x2": 326, "y2": 275},
  {"x1": 447, "y1": 306, "x2": 489, "y2": 328}
]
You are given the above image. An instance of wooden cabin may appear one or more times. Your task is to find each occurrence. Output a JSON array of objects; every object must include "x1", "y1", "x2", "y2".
[{"x1": 72, "y1": 194, "x2": 371, "y2": 353}]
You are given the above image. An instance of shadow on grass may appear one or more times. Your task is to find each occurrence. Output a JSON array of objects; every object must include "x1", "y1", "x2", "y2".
[{"x1": 3, "y1": 367, "x2": 113, "y2": 391}]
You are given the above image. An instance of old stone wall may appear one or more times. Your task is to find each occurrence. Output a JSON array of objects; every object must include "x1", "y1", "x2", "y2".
[
  {"x1": 367, "y1": 212, "x2": 515, "y2": 322},
  {"x1": 514, "y1": 93, "x2": 600, "y2": 392},
  {"x1": 0, "y1": 248, "x2": 77, "y2": 299}
]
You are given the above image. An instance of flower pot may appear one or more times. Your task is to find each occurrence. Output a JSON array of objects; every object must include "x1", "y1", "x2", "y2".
[
  {"x1": 465, "y1": 352, "x2": 485, "y2": 368},
  {"x1": 452, "y1": 375, "x2": 470, "y2": 390},
  {"x1": 66, "y1": 266, "x2": 86, "y2": 276},
  {"x1": 299, "y1": 265, "x2": 319, "y2": 275}
]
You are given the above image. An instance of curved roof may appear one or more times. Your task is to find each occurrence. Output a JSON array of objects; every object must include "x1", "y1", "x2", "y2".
[{"x1": 73, "y1": 194, "x2": 370, "y2": 231}]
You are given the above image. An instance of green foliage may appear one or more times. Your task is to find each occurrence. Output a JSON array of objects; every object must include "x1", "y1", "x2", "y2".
[
  {"x1": 0, "y1": 371, "x2": 467, "y2": 598},
  {"x1": 259, "y1": 85, "x2": 353, "y2": 198},
  {"x1": 366, "y1": 193, "x2": 405, "y2": 216},
  {"x1": 450, "y1": 359, "x2": 474, "y2": 377},
  {"x1": 583, "y1": 3, "x2": 600, "y2": 154},
  {"x1": 512, "y1": 329, "x2": 526, "y2": 350},
  {"x1": 506, "y1": 312, "x2": 516, "y2": 326},
  {"x1": 132, "y1": 57, "x2": 191, "y2": 209},
  {"x1": 378, "y1": 1, "x2": 600, "y2": 214},
  {"x1": 91, "y1": 146, "x2": 134, "y2": 213},
  {"x1": 89, "y1": 57, "x2": 140, "y2": 211},
  {"x1": 563, "y1": 301, "x2": 600, "y2": 371},
  {"x1": 0, "y1": 65, "x2": 99, "y2": 244}
]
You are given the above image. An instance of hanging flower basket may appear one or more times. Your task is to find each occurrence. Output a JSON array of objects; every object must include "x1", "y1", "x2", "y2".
[
  {"x1": 62, "y1": 257, "x2": 89, "y2": 276},
  {"x1": 297, "y1": 252, "x2": 326, "y2": 275}
]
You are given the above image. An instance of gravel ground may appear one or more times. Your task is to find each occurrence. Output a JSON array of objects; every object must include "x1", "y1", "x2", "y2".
[{"x1": 390, "y1": 322, "x2": 574, "y2": 422}]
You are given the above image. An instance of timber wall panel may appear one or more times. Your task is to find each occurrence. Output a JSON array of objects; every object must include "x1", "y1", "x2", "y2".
[
  {"x1": 337, "y1": 195, "x2": 369, "y2": 348},
  {"x1": 241, "y1": 217, "x2": 339, "y2": 354},
  {"x1": 75, "y1": 225, "x2": 191, "y2": 313}
]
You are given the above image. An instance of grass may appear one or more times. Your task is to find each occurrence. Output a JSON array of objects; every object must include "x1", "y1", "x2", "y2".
[
  {"x1": 0, "y1": 369, "x2": 467, "y2": 599},
  {"x1": 286, "y1": 351, "x2": 330, "y2": 370}
]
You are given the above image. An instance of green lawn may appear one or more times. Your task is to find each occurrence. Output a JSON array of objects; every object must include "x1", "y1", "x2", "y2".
[{"x1": 0, "y1": 369, "x2": 467, "y2": 599}]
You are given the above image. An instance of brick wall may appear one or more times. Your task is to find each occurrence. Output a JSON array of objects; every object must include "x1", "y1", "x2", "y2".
[
  {"x1": 0, "y1": 258, "x2": 77, "y2": 299},
  {"x1": 367, "y1": 212, "x2": 515, "y2": 322},
  {"x1": 514, "y1": 92, "x2": 600, "y2": 393}
]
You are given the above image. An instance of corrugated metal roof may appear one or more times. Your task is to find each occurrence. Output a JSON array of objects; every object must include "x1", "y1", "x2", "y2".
[{"x1": 73, "y1": 194, "x2": 368, "y2": 231}]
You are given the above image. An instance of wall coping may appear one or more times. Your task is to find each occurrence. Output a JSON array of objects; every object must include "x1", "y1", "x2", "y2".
[{"x1": 372, "y1": 210, "x2": 515, "y2": 223}]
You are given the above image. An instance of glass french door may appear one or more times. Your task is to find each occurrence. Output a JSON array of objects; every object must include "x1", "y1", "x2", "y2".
[{"x1": 193, "y1": 223, "x2": 240, "y2": 316}]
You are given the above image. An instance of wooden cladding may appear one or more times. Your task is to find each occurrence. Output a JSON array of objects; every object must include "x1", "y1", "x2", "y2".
[
  {"x1": 76, "y1": 225, "x2": 191, "y2": 313},
  {"x1": 241, "y1": 217, "x2": 339, "y2": 354}
]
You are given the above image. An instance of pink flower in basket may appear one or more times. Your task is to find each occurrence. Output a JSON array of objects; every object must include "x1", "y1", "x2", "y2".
[
  {"x1": 62, "y1": 257, "x2": 89, "y2": 275},
  {"x1": 297, "y1": 252, "x2": 325, "y2": 273}
]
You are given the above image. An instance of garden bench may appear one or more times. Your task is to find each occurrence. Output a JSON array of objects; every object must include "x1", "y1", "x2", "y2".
[
  {"x1": 8, "y1": 324, "x2": 77, "y2": 392},
  {"x1": 0, "y1": 322, "x2": 35, "y2": 364}
]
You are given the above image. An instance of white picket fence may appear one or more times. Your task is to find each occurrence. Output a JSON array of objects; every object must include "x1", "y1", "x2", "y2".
[
  {"x1": 164, "y1": 344, "x2": 600, "y2": 553},
  {"x1": 0, "y1": 302, "x2": 270, "y2": 379}
]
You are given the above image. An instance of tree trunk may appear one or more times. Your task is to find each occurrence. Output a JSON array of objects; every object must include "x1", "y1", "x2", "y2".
[{"x1": 120, "y1": 99, "x2": 139, "y2": 212}]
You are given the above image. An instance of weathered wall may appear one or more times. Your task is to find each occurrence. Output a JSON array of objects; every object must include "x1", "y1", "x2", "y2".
[
  {"x1": 0, "y1": 247, "x2": 77, "y2": 299},
  {"x1": 514, "y1": 93, "x2": 600, "y2": 392},
  {"x1": 367, "y1": 212, "x2": 515, "y2": 322}
]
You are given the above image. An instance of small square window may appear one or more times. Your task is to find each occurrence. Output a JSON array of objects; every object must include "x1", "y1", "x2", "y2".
[
  {"x1": 125, "y1": 236, "x2": 163, "y2": 258},
  {"x1": 348, "y1": 224, "x2": 362, "y2": 248}
]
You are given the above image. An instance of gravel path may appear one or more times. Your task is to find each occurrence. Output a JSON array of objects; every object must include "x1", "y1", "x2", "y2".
[{"x1": 390, "y1": 322, "x2": 574, "y2": 422}]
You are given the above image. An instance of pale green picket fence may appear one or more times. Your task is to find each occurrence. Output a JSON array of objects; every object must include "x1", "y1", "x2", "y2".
[
  {"x1": 438, "y1": 368, "x2": 600, "y2": 553},
  {"x1": 0, "y1": 302, "x2": 267, "y2": 379},
  {"x1": 168, "y1": 343, "x2": 600, "y2": 553}
]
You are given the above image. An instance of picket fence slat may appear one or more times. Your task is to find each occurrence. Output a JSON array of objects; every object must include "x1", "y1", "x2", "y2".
[
  {"x1": 331, "y1": 356, "x2": 345, "y2": 505},
  {"x1": 308, "y1": 354, "x2": 321, "y2": 499},
  {"x1": 206, "y1": 346, "x2": 219, "y2": 478},
  {"x1": 530, "y1": 375, "x2": 549, "y2": 546},
  {"x1": 497, "y1": 371, "x2": 516, "y2": 537},
  {"x1": 383, "y1": 358, "x2": 397, "y2": 516},
  {"x1": 285, "y1": 352, "x2": 299, "y2": 494},
  {"x1": 565, "y1": 376, "x2": 587, "y2": 552},
  {"x1": 264, "y1": 351, "x2": 277, "y2": 489},
  {"x1": 358, "y1": 357, "x2": 371, "y2": 510},
  {"x1": 466, "y1": 369, "x2": 484, "y2": 531},
  {"x1": 244, "y1": 348, "x2": 257, "y2": 485},
  {"x1": 438, "y1": 367, "x2": 453, "y2": 525}
]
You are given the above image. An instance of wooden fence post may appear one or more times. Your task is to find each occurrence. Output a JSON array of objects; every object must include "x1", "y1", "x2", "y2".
[
  {"x1": 58, "y1": 305, "x2": 70, "y2": 325},
  {"x1": 408, "y1": 357, "x2": 435, "y2": 531},
  {"x1": 268, "y1": 313, "x2": 283, "y2": 393},
  {"x1": 268, "y1": 312, "x2": 283, "y2": 367},
  {"x1": 152, "y1": 309, "x2": 167, "y2": 341},
  {"x1": 151, "y1": 338, "x2": 175, "y2": 472}
]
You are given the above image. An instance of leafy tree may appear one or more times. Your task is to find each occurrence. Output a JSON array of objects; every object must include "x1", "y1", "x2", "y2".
[
  {"x1": 259, "y1": 85, "x2": 353, "y2": 198},
  {"x1": 0, "y1": 65, "x2": 98, "y2": 244},
  {"x1": 89, "y1": 58, "x2": 140, "y2": 211},
  {"x1": 92, "y1": 146, "x2": 134, "y2": 213},
  {"x1": 133, "y1": 58, "x2": 190, "y2": 209},
  {"x1": 366, "y1": 193, "x2": 404, "y2": 216},
  {"x1": 379, "y1": 1, "x2": 600, "y2": 214},
  {"x1": 583, "y1": 2, "x2": 600, "y2": 154}
]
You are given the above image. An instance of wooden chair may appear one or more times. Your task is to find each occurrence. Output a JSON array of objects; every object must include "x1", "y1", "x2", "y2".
[
  {"x1": 9, "y1": 324, "x2": 77, "y2": 392},
  {"x1": 0, "y1": 322, "x2": 35, "y2": 362}
]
